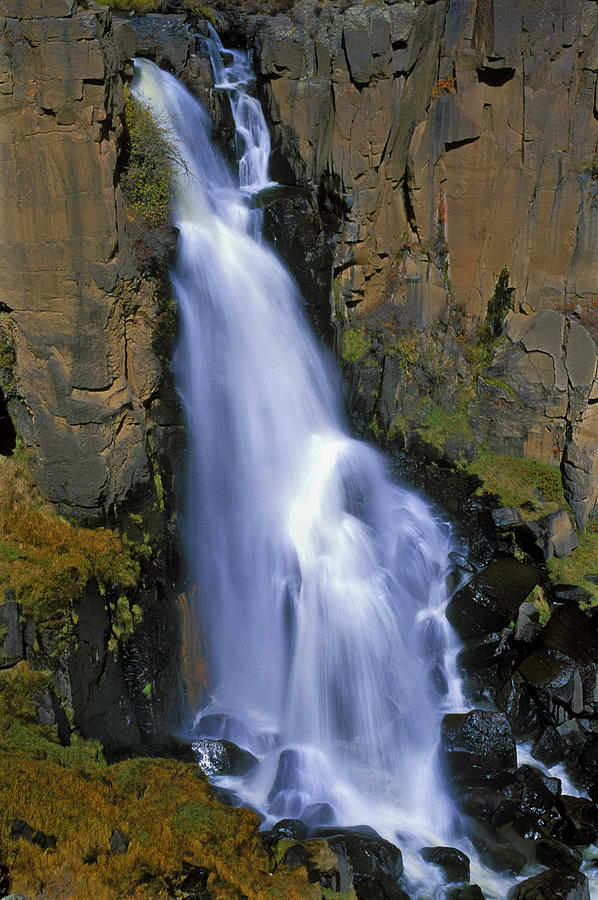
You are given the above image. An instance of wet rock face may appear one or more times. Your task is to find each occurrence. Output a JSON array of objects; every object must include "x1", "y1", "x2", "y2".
[
  {"x1": 440, "y1": 709, "x2": 517, "y2": 788},
  {"x1": 511, "y1": 868, "x2": 590, "y2": 900},
  {"x1": 266, "y1": 827, "x2": 405, "y2": 899},
  {"x1": 447, "y1": 559, "x2": 545, "y2": 641},
  {"x1": 191, "y1": 738, "x2": 258, "y2": 777}
]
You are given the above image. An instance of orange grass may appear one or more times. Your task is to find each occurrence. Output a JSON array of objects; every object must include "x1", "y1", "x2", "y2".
[
  {"x1": 0, "y1": 749, "x2": 318, "y2": 899},
  {"x1": 0, "y1": 456, "x2": 138, "y2": 628}
]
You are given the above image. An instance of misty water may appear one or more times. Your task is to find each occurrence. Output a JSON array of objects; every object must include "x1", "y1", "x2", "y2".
[{"x1": 130, "y1": 47, "x2": 583, "y2": 898}]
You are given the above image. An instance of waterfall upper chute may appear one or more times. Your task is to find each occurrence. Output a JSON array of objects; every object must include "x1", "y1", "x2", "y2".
[{"x1": 132, "y1": 53, "x2": 470, "y2": 895}]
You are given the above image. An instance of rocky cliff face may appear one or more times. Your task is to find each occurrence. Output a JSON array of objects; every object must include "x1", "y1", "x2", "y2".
[
  {"x1": 0, "y1": 0, "x2": 181, "y2": 521},
  {"x1": 0, "y1": 0, "x2": 184, "y2": 749},
  {"x1": 240, "y1": 0, "x2": 598, "y2": 525}
]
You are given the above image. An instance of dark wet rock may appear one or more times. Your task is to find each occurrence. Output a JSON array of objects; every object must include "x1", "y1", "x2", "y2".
[
  {"x1": 458, "y1": 630, "x2": 510, "y2": 671},
  {"x1": 0, "y1": 864, "x2": 9, "y2": 896},
  {"x1": 519, "y1": 765, "x2": 562, "y2": 816},
  {"x1": 440, "y1": 710, "x2": 517, "y2": 789},
  {"x1": 532, "y1": 726, "x2": 567, "y2": 767},
  {"x1": 445, "y1": 887, "x2": 485, "y2": 900},
  {"x1": 495, "y1": 672, "x2": 542, "y2": 737},
  {"x1": 502, "y1": 765, "x2": 562, "y2": 839},
  {"x1": 302, "y1": 802, "x2": 335, "y2": 827},
  {"x1": 109, "y1": 828, "x2": 130, "y2": 855},
  {"x1": 9, "y1": 818, "x2": 56, "y2": 851},
  {"x1": 518, "y1": 650, "x2": 583, "y2": 721},
  {"x1": 69, "y1": 580, "x2": 141, "y2": 752},
  {"x1": 324, "y1": 831, "x2": 403, "y2": 882},
  {"x1": 191, "y1": 738, "x2": 258, "y2": 777},
  {"x1": 269, "y1": 818, "x2": 309, "y2": 843},
  {"x1": 514, "y1": 601, "x2": 542, "y2": 643},
  {"x1": 0, "y1": 596, "x2": 23, "y2": 668},
  {"x1": 491, "y1": 507, "x2": 523, "y2": 529},
  {"x1": 468, "y1": 823, "x2": 527, "y2": 875},
  {"x1": 540, "y1": 605, "x2": 598, "y2": 715},
  {"x1": 553, "y1": 796, "x2": 598, "y2": 846},
  {"x1": 280, "y1": 830, "x2": 404, "y2": 897},
  {"x1": 128, "y1": 14, "x2": 192, "y2": 75},
  {"x1": 179, "y1": 863, "x2": 210, "y2": 895},
  {"x1": 353, "y1": 877, "x2": 409, "y2": 899},
  {"x1": 553, "y1": 585, "x2": 593, "y2": 606},
  {"x1": 511, "y1": 868, "x2": 589, "y2": 899},
  {"x1": 447, "y1": 560, "x2": 544, "y2": 641},
  {"x1": 281, "y1": 840, "x2": 351, "y2": 893},
  {"x1": 313, "y1": 825, "x2": 381, "y2": 839},
  {"x1": 260, "y1": 186, "x2": 339, "y2": 340},
  {"x1": 535, "y1": 837, "x2": 582, "y2": 873},
  {"x1": 420, "y1": 845, "x2": 470, "y2": 882}
]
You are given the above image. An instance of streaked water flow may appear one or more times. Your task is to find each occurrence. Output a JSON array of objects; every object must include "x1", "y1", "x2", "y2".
[{"x1": 132, "y1": 51, "x2": 524, "y2": 897}]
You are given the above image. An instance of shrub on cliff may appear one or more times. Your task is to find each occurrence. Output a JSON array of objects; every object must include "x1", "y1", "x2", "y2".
[{"x1": 122, "y1": 85, "x2": 175, "y2": 230}]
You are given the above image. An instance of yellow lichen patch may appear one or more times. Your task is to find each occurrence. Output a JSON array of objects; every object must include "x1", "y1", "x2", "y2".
[
  {"x1": 0, "y1": 455, "x2": 138, "y2": 628},
  {"x1": 0, "y1": 741, "x2": 319, "y2": 900}
]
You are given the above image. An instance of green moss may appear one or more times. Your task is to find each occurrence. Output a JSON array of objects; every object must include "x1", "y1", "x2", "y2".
[
  {"x1": 415, "y1": 400, "x2": 474, "y2": 455},
  {"x1": 142, "y1": 682, "x2": 152, "y2": 700},
  {"x1": 389, "y1": 334, "x2": 419, "y2": 378},
  {"x1": 341, "y1": 328, "x2": 370, "y2": 364},
  {"x1": 477, "y1": 372, "x2": 519, "y2": 400},
  {"x1": 0, "y1": 741, "x2": 317, "y2": 899},
  {"x1": 547, "y1": 523, "x2": 598, "y2": 606},
  {"x1": 466, "y1": 451, "x2": 565, "y2": 518},
  {"x1": 525, "y1": 584, "x2": 551, "y2": 626}
]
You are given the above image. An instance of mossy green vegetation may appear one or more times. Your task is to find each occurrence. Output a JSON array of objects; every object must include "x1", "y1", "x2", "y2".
[
  {"x1": 547, "y1": 522, "x2": 598, "y2": 606},
  {"x1": 122, "y1": 85, "x2": 175, "y2": 229},
  {"x1": 0, "y1": 455, "x2": 138, "y2": 628},
  {"x1": 466, "y1": 451, "x2": 565, "y2": 518},
  {"x1": 525, "y1": 584, "x2": 552, "y2": 626},
  {"x1": 415, "y1": 399, "x2": 474, "y2": 454},
  {"x1": 341, "y1": 327, "x2": 370, "y2": 364}
]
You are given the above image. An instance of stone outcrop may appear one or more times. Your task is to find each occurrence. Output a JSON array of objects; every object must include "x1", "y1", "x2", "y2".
[{"x1": 0, "y1": 0, "x2": 181, "y2": 521}]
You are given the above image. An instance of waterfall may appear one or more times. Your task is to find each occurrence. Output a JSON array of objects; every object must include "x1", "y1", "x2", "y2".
[{"x1": 132, "y1": 51, "x2": 472, "y2": 893}]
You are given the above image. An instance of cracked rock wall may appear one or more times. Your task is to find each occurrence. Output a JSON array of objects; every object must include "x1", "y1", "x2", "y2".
[
  {"x1": 246, "y1": 0, "x2": 598, "y2": 524},
  {"x1": 249, "y1": 0, "x2": 598, "y2": 322},
  {"x1": 0, "y1": 0, "x2": 179, "y2": 519}
]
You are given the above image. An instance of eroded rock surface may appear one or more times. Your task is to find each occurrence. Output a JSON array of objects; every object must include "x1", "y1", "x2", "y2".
[{"x1": 0, "y1": 0, "x2": 181, "y2": 520}]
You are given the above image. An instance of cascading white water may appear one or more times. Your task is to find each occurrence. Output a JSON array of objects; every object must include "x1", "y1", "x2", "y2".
[{"x1": 130, "y1": 52, "x2": 508, "y2": 896}]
